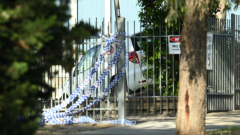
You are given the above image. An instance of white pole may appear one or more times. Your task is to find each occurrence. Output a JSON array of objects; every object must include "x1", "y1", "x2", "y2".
[
  {"x1": 105, "y1": 0, "x2": 111, "y2": 35},
  {"x1": 117, "y1": 17, "x2": 126, "y2": 121}
]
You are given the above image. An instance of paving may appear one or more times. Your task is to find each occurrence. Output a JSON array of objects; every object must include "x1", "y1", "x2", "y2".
[{"x1": 69, "y1": 110, "x2": 240, "y2": 135}]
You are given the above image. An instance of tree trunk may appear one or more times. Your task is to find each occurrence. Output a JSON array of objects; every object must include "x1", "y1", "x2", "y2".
[
  {"x1": 216, "y1": 0, "x2": 227, "y2": 32},
  {"x1": 216, "y1": 0, "x2": 227, "y2": 19},
  {"x1": 175, "y1": 0, "x2": 210, "y2": 135}
]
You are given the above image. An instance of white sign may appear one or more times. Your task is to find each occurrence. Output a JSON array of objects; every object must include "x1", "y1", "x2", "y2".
[
  {"x1": 206, "y1": 33, "x2": 213, "y2": 70},
  {"x1": 169, "y1": 35, "x2": 181, "y2": 54}
]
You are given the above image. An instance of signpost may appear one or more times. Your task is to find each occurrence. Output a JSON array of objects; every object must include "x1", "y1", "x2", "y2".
[
  {"x1": 206, "y1": 33, "x2": 213, "y2": 70},
  {"x1": 168, "y1": 35, "x2": 181, "y2": 54}
]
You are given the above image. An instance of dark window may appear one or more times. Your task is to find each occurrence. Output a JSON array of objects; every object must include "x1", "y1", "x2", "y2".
[
  {"x1": 131, "y1": 37, "x2": 141, "y2": 51},
  {"x1": 131, "y1": 33, "x2": 142, "y2": 51}
]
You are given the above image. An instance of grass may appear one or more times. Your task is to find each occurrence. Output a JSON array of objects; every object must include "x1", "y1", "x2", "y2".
[{"x1": 206, "y1": 127, "x2": 240, "y2": 135}]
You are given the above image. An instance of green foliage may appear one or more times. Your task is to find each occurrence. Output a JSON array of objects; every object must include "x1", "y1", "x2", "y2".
[
  {"x1": 209, "y1": 0, "x2": 223, "y2": 18},
  {"x1": 137, "y1": 0, "x2": 220, "y2": 96},
  {"x1": 0, "y1": 0, "x2": 98, "y2": 135}
]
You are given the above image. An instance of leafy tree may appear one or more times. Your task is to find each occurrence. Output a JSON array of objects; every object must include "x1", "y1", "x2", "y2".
[
  {"x1": 0, "y1": 0, "x2": 98, "y2": 135},
  {"x1": 137, "y1": 0, "x2": 221, "y2": 96}
]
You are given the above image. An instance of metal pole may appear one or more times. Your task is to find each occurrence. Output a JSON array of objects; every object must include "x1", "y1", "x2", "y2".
[
  {"x1": 114, "y1": 0, "x2": 120, "y2": 20},
  {"x1": 117, "y1": 17, "x2": 126, "y2": 120},
  {"x1": 231, "y1": 14, "x2": 236, "y2": 110},
  {"x1": 105, "y1": 0, "x2": 111, "y2": 35}
]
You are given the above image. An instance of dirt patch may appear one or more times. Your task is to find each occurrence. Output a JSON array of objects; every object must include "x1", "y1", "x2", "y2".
[{"x1": 35, "y1": 123, "x2": 123, "y2": 135}]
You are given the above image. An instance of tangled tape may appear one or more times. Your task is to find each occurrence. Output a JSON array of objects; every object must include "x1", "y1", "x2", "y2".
[{"x1": 41, "y1": 32, "x2": 134, "y2": 125}]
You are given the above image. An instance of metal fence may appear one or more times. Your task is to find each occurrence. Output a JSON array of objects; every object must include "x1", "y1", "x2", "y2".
[
  {"x1": 206, "y1": 14, "x2": 240, "y2": 112},
  {"x1": 39, "y1": 14, "x2": 240, "y2": 121},
  {"x1": 234, "y1": 14, "x2": 240, "y2": 110},
  {"x1": 206, "y1": 16, "x2": 234, "y2": 112}
]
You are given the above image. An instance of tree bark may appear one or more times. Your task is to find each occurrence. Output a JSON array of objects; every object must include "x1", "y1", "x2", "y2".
[
  {"x1": 216, "y1": 0, "x2": 227, "y2": 19},
  {"x1": 216, "y1": 0, "x2": 227, "y2": 32},
  {"x1": 175, "y1": 0, "x2": 210, "y2": 135}
]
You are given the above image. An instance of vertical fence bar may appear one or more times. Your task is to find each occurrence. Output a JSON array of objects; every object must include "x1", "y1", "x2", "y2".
[
  {"x1": 227, "y1": 19, "x2": 230, "y2": 94},
  {"x1": 236, "y1": 15, "x2": 240, "y2": 98},
  {"x1": 107, "y1": 20, "x2": 110, "y2": 121},
  {"x1": 213, "y1": 19, "x2": 216, "y2": 111},
  {"x1": 223, "y1": 24, "x2": 226, "y2": 110},
  {"x1": 86, "y1": 33, "x2": 89, "y2": 118},
  {"x1": 212, "y1": 18, "x2": 216, "y2": 94},
  {"x1": 166, "y1": 22, "x2": 168, "y2": 114},
  {"x1": 153, "y1": 26, "x2": 156, "y2": 115},
  {"x1": 99, "y1": 18, "x2": 104, "y2": 121},
  {"x1": 177, "y1": 19, "x2": 181, "y2": 114},
  {"x1": 133, "y1": 21, "x2": 136, "y2": 115},
  {"x1": 216, "y1": 24, "x2": 219, "y2": 94},
  {"x1": 237, "y1": 15, "x2": 239, "y2": 107},
  {"x1": 114, "y1": 20, "x2": 117, "y2": 119},
  {"x1": 220, "y1": 29, "x2": 223, "y2": 94},
  {"x1": 159, "y1": 21, "x2": 162, "y2": 114},
  {"x1": 93, "y1": 18, "x2": 98, "y2": 120},
  {"x1": 223, "y1": 23, "x2": 226, "y2": 94},
  {"x1": 237, "y1": 15, "x2": 239, "y2": 90},
  {"x1": 172, "y1": 25, "x2": 175, "y2": 114},
  {"x1": 127, "y1": 21, "x2": 130, "y2": 115},
  {"x1": 236, "y1": 15, "x2": 240, "y2": 90},
  {"x1": 231, "y1": 14, "x2": 235, "y2": 110},
  {"x1": 140, "y1": 22, "x2": 143, "y2": 115},
  {"x1": 147, "y1": 29, "x2": 149, "y2": 114},
  {"x1": 50, "y1": 67, "x2": 53, "y2": 109}
]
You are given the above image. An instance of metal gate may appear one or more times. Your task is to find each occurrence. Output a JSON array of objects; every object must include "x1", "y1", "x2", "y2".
[
  {"x1": 39, "y1": 14, "x2": 240, "y2": 122},
  {"x1": 206, "y1": 14, "x2": 240, "y2": 112}
]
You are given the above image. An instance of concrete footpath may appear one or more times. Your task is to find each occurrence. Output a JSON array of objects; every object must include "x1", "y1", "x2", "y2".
[{"x1": 70, "y1": 110, "x2": 240, "y2": 135}]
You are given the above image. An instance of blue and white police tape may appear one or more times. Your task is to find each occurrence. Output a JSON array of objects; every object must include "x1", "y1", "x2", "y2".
[
  {"x1": 41, "y1": 116, "x2": 135, "y2": 125},
  {"x1": 43, "y1": 39, "x2": 125, "y2": 120},
  {"x1": 65, "y1": 41, "x2": 125, "y2": 112},
  {"x1": 44, "y1": 116, "x2": 73, "y2": 125},
  {"x1": 42, "y1": 32, "x2": 125, "y2": 116},
  {"x1": 43, "y1": 53, "x2": 127, "y2": 122},
  {"x1": 42, "y1": 32, "x2": 124, "y2": 116},
  {"x1": 74, "y1": 116, "x2": 136, "y2": 125}
]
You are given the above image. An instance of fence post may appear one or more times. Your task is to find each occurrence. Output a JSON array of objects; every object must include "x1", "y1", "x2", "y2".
[
  {"x1": 231, "y1": 14, "x2": 235, "y2": 111},
  {"x1": 117, "y1": 17, "x2": 126, "y2": 121},
  {"x1": 69, "y1": 70, "x2": 72, "y2": 95}
]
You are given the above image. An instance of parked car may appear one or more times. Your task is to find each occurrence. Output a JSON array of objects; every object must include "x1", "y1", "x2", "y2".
[{"x1": 56, "y1": 33, "x2": 152, "y2": 99}]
